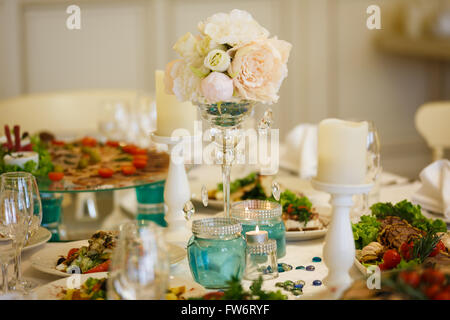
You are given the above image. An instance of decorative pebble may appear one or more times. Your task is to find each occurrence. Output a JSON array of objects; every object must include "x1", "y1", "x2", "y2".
[
  {"x1": 294, "y1": 284, "x2": 304, "y2": 289},
  {"x1": 278, "y1": 267, "x2": 285, "y2": 273},
  {"x1": 283, "y1": 280, "x2": 294, "y2": 286},
  {"x1": 312, "y1": 257, "x2": 322, "y2": 263},
  {"x1": 312, "y1": 280, "x2": 322, "y2": 286},
  {"x1": 305, "y1": 265, "x2": 315, "y2": 271},
  {"x1": 292, "y1": 289, "x2": 303, "y2": 296},
  {"x1": 275, "y1": 282, "x2": 284, "y2": 288},
  {"x1": 294, "y1": 280, "x2": 305, "y2": 286},
  {"x1": 295, "y1": 266, "x2": 305, "y2": 270}
]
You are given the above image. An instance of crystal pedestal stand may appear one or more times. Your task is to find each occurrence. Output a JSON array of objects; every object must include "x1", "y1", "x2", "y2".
[
  {"x1": 152, "y1": 135, "x2": 191, "y2": 240},
  {"x1": 311, "y1": 180, "x2": 373, "y2": 294}
]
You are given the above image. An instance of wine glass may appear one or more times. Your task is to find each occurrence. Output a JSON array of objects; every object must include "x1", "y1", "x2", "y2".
[
  {"x1": 0, "y1": 240, "x2": 15, "y2": 294},
  {"x1": 0, "y1": 172, "x2": 40, "y2": 292},
  {"x1": 107, "y1": 220, "x2": 169, "y2": 300},
  {"x1": 98, "y1": 100, "x2": 130, "y2": 142},
  {"x1": 361, "y1": 121, "x2": 382, "y2": 214}
]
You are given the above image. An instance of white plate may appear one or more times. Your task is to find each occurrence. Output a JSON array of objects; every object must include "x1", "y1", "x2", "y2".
[
  {"x1": 31, "y1": 240, "x2": 186, "y2": 277},
  {"x1": 33, "y1": 272, "x2": 206, "y2": 300},
  {"x1": 0, "y1": 227, "x2": 51, "y2": 251},
  {"x1": 285, "y1": 228, "x2": 328, "y2": 241}
]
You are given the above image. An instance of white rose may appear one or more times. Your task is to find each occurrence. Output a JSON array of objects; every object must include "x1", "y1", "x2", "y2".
[
  {"x1": 170, "y1": 60, "x2": 206, "y2": 103},
  {"x1": 198, "y1": 9, "x2": 269, "y2": 46},
  {"x1": 203, "y1": 49, "x2": 230, "y2": 72}
]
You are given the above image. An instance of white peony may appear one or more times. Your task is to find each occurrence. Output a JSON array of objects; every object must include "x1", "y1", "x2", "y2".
[
  {"x1": 203, "y1": 49, "x2": 231, "y2": 72},
  {"x1": 198, "y1": 9, "x2": 269, "y2": 46},
  {"x1": 195, "y1": 36, "x2": 226, "y2": 56},
  {"x1": 169, "y1": 60, "x2": 207, "y2": 103},
  {"x1": 173, "y1": 32, "x2": 202, "y2": 66}
]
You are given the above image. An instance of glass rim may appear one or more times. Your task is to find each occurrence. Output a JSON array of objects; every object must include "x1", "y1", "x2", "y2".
[
  {"x1": 231, "y1": 200, "x2": 282, "y2": 221},
  {"x1": 1, "y1": 171, "x2": 34, "y2": 180}
]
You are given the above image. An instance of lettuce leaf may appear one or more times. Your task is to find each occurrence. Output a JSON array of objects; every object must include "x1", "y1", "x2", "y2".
[{"x1": 352, "y1": 215, "x2": 381, "y2": 250}]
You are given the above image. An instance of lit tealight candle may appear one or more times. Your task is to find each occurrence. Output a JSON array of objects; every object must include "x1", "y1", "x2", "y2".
[
  {"x1": 317, "y1": 118, "x2": 368, "y2": 184},
  {"x1": 246, "y1": 225, "x2": 268, "y2": 244}
]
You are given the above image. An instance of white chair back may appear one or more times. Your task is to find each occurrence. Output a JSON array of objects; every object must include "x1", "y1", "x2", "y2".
[
  {"x1": 415, "y1": 101, "x2": 450, "y2": 161},
  {"x1": 0, "y1": 90, "x2": 153, "y2": 136}
]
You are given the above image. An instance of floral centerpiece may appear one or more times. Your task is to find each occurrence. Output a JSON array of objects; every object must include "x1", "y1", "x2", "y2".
[
  {"x1": 164, "y1": 9, "x2": 292, "y2": 218},
  {"x1": 164, "y1": 9, "x2": 292, "y2": 106}
]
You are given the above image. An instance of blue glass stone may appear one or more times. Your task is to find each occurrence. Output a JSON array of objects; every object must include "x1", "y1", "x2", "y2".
[
  {"x1": 278, "y1": 267, "x2": 285, "y2": 273},
  {"x1": 295, "y1": 266, "x2": 305, "y2": 270},
  {"x1": 294, "y1": 280, "x2": 305, "y2": 286},
  {"x1": 312, "y1": 257, "x2": 322, "y2": 263},
  {"x1": 278, "y1": 263, "x2": 282, "y2": 267},
  {"x1": 305, "y1": 265, "x2": 315, "y2": 271},
  {"x1": 294, "y1": 284, "x2": 304, "y2": 289},
  {"x1": 312, "y1": 280, "x2": 322, "y2": 286}
]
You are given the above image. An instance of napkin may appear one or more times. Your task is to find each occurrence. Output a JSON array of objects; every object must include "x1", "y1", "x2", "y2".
[
  {"x1": 283, "y1": 124, "x2": 318, "y2": 179},
  {"x1": 412, "y1": 159, "x2": 450, "y2": 220}
]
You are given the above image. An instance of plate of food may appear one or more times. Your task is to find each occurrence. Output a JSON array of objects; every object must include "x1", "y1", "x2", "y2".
[
  {"x1": 30, "y1": 230, "x2": 186, "y2": 277},
  {"x1": 0, "y1": 125, "x2": 169, "y2": 192},
  {"x1": 0, "y1": 227, "x2": 52, "y2": 251},
  {"x1": 33, "y1": 272, "x2": 206, "y2": 300},
  {"x1": 352, "y1": 200, "x2": 449, "y2": 275},
  {"x1": 341, "y1": 266, "x2": 450, "y2": 300}
]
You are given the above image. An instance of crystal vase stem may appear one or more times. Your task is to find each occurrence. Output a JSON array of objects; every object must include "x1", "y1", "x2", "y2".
[{"x1": 222, "y1": 162, "x2": 232, "y2": 219}]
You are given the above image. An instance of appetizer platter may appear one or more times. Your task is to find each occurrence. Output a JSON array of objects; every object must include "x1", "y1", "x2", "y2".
[
  {"x1": 353, "y1": 200, "x2": 449, "y2": 274},
  {"x1": 30, "y1": 231, "x2": 186, "y2": 277},
  {"x1": 33, "y1": 273, "x2": 206, "y2": 300},
  {"x1": 0, "y1": 125, "x2": 169, "y2": 191},
  {"x1": 342, "y1": 266, "x2": 450, "y2": 300}
]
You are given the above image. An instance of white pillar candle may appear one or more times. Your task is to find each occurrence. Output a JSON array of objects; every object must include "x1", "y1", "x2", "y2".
[
  {"x1": 317, "y1": 119, "x2": 368, "y2": 184},
  {"x1": 155, "y1": 70, "x2": 197, "y2": 137}
]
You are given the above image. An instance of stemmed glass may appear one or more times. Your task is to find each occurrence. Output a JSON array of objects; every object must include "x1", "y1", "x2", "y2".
[
  {"x1": 0, "y1": 172, "x2": 41, "y2": 292},
  {"x1": 361, "y1": 121, "x2": 382, "y2": 214},
  {"x1": 107, "y1": 220, "x2": 169, "y2": 300}
]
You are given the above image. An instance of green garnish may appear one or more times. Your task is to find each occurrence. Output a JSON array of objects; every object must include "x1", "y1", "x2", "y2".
[
  {"x1": 278, "y1": 190, "x2": 313, "y2": 224},
  {"x1": 352, "y1": 215, "x2": 381, "y2": 250},
  {"x1": 411, "y1": 232, "x2": 442, "y2": 263}
]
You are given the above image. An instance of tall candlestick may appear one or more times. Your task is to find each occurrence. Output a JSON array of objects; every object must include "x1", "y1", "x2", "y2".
[
  {"x1": 317, "y1": 119, "x2": 368, "y2": 184},
  {"x1": 155, "y1": 70, "x2": 197, "y2": 137}
]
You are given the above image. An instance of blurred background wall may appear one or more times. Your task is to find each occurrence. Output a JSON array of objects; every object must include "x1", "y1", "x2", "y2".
[{"x1": 1, "y1": 0, "x2": 450, "y2": 178}]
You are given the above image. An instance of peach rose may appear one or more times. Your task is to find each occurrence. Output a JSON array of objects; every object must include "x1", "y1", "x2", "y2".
[{"x1": 228, "y1": 37, "x2": 291, "y2": 104}]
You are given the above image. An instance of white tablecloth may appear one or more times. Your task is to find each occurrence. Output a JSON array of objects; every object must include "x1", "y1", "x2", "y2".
[{"x1": 17, "y1": 168, "x2": 425, "y2": 299}]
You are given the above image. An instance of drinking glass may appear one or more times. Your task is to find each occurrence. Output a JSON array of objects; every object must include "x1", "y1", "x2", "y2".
[
  {"x1": 0, "y1": 240, "x2": 15, "y2": 294},
  {"x1": 0, "y1": 172, "x2": 40, "y2": 292},
  {"x1": 361, "y1": 121, "x2": 382, "y2": 214},
  {"x1": 98, "y1": 100, "x2": 130, "y2": 141},
  {"x1": 107, "y1": 220, "x2": 169, "y2": 300}
]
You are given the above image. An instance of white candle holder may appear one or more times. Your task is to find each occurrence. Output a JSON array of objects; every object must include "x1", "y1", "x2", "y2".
[
  {"x1": 152, "y1": 134, "x2": 191, "y2": 238},
  {"x1": 311, "y1": 180, "x2": 373, "y2": 292}
]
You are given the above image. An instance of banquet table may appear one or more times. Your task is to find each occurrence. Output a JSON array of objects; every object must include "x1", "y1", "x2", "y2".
[{"x1": 17, "y1": 166, "x2": 428, "y2": 299}]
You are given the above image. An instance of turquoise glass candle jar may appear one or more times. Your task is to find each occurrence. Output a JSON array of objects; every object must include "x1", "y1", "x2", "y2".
[
  {"x1": 232, "y1": 200, "x2": 286, "y2": 258},
  {"x1": 187, "y1": 218, "x2": 246, "y2": 289}
]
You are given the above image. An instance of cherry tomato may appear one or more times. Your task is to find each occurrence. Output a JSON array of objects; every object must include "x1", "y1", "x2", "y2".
[
  {"x1": 98, "y1": 168, "x2": 114, "y2": 178},
  {"x1": 433, "y1": 291, "x2": 450, "y2": 300},
  {"x1": 202, "y1": 292, "x2": 225, "y2": 300},
  {"x1": 378, "y1": 262, "x2": 389, "y2": 271},
  {"x1": 133, "y1": 159, "x2": 147, "y2": 169},
  {"x1": 429, "y1": 241, "x2": 446, "y2": 257},
  {"x1": 133, "y1": 154, "x2": 148, "y2": 162},
  {"x1": 84, "y1": 260, "x2": 111, "y2": 274},
  {"x1": 122, "y1": 144, "x2": 137, "y2": 154},
  {"x1": 81, "y1": 136, "x2": 97, "y2": 147},
  {"x1": 121, "y1": 165, "x2": 136, "y2": 175},
  {"x1": 399, "y1": 271, "x2": 421, "y2": 288},
  {"x1": 48, "y1": 172, "x2": 64, "y2": 182},
  {"x1": 132, "y1": 148, "x2": 147, "y2": 155},
  {"x1": 424, "y1": 284, "x2": 441, "y2": 299},
  {"x1": 382, "y1": 249, "x2": 402, "y2": 269},
  {"x1": 400, "y1": 242, "x2": 414, "y2": 261},
  {"x1": 106, "y1": 140, "x2": 120, "y2": 148},
  {"x1": 67, "y1": 248, "x2": 79, "y2": 259},
  {"x1": 421, "y1": 268, "x2": 445, "y2": 286},
  {"x1": 286, "y1": 204, "x2": 294, "y2": 214},
  {"x1": 51, "y1": 140, "x2": 65, "y2": 146}
]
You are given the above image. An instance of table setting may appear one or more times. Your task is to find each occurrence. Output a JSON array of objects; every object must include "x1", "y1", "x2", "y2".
[{"x1": 0, "y1": 8, "x2": 449, "y2": 302}]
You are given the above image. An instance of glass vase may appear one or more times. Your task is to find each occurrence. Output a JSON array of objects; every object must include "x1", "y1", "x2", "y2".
[{"x1": 196, "y1": 101, "x2": 255, "y2": 219}]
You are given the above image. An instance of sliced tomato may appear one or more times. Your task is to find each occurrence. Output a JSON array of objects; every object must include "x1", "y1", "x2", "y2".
[
  {"x1": 122, "y1": 144, "x2": 137, "y2": 154},
  {"x1": 132, "y1": 148, "x2": 147, "y2": 155},
  {"x1": 429, "y1": 241, "x2": 446, "y2": 257},
  {"x1": 133, "y1": 154, "x2": 148, "y2": 162},
  {"x1": 81, "y1": 136, "x2": 97, "y2": 147},
  {"x1": 382, "y1": 249, "x2": 401, "y2": 269},
  {"x1": 84, "y1": 260, "x2": 111, "y2": 274},
  {"x1": 133, "y1": 159, "x2": 147, "y2": 169},
  {"x1": 67, "y1": 248, "x2": 79, "y2": 259},
  {"x1": 106, "y1": 140, "x2": 120, "y2": 148},
  {"x1": 51, "y1": 140, "x2": 65, "y2": 146},
  {"x1": 48, "y1": 172, "x2": 64, "y2": 182},
  {"x1": 98, "y1": 168, "x2": 114, "y2": 178},
  {"x1": 121, "y1": 165, "x2": 136, "y2": 175}
]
